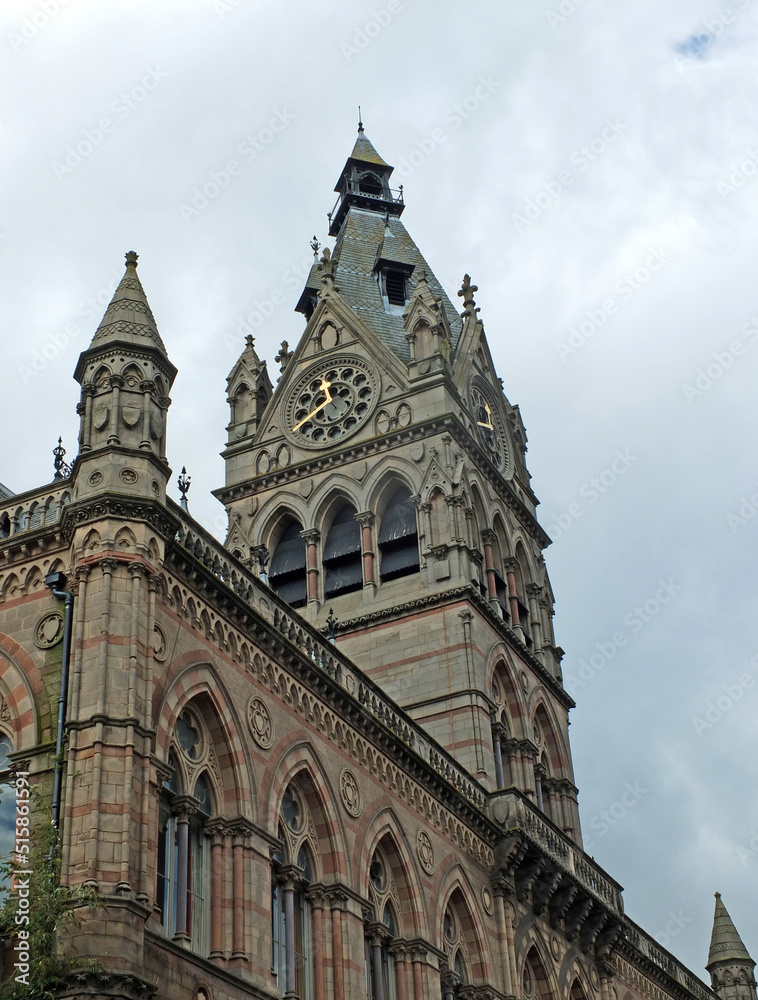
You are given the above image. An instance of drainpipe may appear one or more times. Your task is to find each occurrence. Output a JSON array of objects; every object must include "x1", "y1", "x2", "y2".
[{"x1": 45, "y1": 571, "x2": 75, "y2": 830}]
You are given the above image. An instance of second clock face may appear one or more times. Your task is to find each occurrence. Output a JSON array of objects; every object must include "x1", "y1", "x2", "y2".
[
  {"x1": 470, "y1": 382, "x2": 509, "y2": 472},
  {"x1": 286, "y1": 358, "x2": 376, "y2": 446}
]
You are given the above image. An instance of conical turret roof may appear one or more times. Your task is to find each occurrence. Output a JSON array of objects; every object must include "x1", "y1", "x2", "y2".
[
  {"x1": 89, "y1": 250, "x2": 168, "y2": 353},
  {"x1": 75, "y1": 251, "x2": 175, "y2": 384},
  {"x1": 708, "y1": 893, "x2": 755, "y2": 970},
  {"x1": 348, "y1": 129, "x2": 390, "y2": 168}
]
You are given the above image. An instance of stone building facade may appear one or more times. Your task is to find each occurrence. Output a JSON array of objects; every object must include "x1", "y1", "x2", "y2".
[{"x1": 0, "y1": 128, "x2": 754, "y2": 1000}]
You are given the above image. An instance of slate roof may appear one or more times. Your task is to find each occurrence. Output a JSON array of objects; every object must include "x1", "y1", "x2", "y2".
[
  {"x1": 0, "y1": 482, "x2": 13, "y2": 501},
  {"x1": 707, "y1": 893, "x2": 754, "y2": 969},
  {"x1": 329, "y1": 207, "x2": 463, "y2": 362}
]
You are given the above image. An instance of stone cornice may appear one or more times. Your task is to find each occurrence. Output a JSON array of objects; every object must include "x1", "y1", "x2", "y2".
[
  {"x1": 60, "y1": 493, "x2": 179, "y2": 544},
  {"x1": 213, "y1": 414, "x2": 551, "y2": 549}
]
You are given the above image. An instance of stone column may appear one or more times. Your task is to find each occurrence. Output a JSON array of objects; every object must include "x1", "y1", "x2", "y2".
[
  {"x1": 356, "y1": 512, "x2": 376, "y2": 594},
  {"x1": 504, "y1": 558, "x2": 524, "y2": 639},
  {"x1": 279, "y1": 866, "x2": 301, "y2": 998},
  {"x1": 232, "y1": 826, "x2": 247, "y2": 959},
  {"x1": 301, "y1": 529, "x2": 321, "y2": 611},
  {"x1": 308, "y1": 888, "x2": 327, "y2": 1000},
  {"x1": 172, "y1": 799, "x2": 196, "y2": 941},
  {"x1": 441, "y1": 970, "x2": 458, "y2": 1000},
  {"x1": 411, "y1": 946, "x2": 427, "y2": 1000},
  {"x1": 481, "y1": 529, "x2": 499, "y2": 607},
  {"x1": 390, "y1": 943, "x2": 409, "y2": 1000},
  {"x1": 492, "y1": 723, "x2": 506, "y2": 788},
  {"x1": 494, "y1": 883, "x2": 514, "y2": 996},
  {"x1": 140, "y1": 379, "x2": 154, "y2": 450},
  {"x1": 330, "y1": 891, "x2": 346, "y2": 1000},
  {"x1": 108, "y1": 374, "x2": 124, "y2": 445},
  {"x1": 526, "y1": 584, "x2": 545, "y2": 654},
  {"x1": 208, "y1": 822, "x2": 225, "y2": 959}
]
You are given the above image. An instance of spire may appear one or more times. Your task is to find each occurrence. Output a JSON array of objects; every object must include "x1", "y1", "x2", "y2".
[
  {"x1": 75, "y1": 251, "x2": 176, "y2": 385},
  {"x1": 329, "y1": 126, "x2": 400, "y2": 237},
  {"x1": 708, "y1": 893, "x2": 755, "y2": 970},
  {"x1": 89, "y1": 251, "x2": 168, "y2": 354}
]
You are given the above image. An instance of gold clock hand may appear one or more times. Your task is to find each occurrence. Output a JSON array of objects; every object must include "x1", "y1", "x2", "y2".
[
  {"x1": 476, "y1": 403, "x2": 494, "y2": 430},
  {"x1": 292, "y1": 379, "x2": 332, "y2": 431}
]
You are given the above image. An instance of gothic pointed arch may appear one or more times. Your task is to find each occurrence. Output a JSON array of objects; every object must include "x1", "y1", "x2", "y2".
[
  {"x1": 322, "y1": 500, "x2": 362, "y2": 599},
  {"x1": 268, "y1": 515, "x2": 307, "y2": 609},
  {"x1": 265, "y1": 741, "x2": 349, "y2": 883},
  {"x1": 436, "y1": 877, "x2": 490, "y2": 985}
]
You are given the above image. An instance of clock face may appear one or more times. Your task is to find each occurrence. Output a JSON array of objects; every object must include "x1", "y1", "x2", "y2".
[
  {"x1": 286, "y1": 358, "x2": 377, "y2": 446},
  {"x1": 470, "y1": 382, "x2": 509, "y2": 472}
]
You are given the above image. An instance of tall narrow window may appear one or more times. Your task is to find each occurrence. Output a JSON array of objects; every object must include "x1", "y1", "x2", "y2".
[
  {"x1": 378, "y1": 488, "x2": 419, "y2": 582},
  {"x1": 324, "y1": 505, "x2": 362, "y2": 598},
  {"x1": 269, "y1": 521, "x2": 307, "y2": 608},
  {"x1": 274, "y1": 785, "x2": 316, "y2": 999},
  {"x1": 156, "y1": 713, "x2": 215, "y2": 955}
]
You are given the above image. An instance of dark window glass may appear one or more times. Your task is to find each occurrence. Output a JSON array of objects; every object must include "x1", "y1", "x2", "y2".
[
  {"x1": 270, "y1": 521, "x2": 307, "y2": 608},
  {"x1": 379, "y1": 489, "x2": 419, "y2": 582},
  {"x1": 385, "y1": 270, "x2": 406, "y2": 306},
  {"x1": 324, "y1": 506, "x2": 361, "y2": 598}
]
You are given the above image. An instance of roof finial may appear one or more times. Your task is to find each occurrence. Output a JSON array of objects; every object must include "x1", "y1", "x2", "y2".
[
  {"x1": 125, "y1": 250, "x2": 139, "y2": 269},
  {"x1": 177, "y1": 466, "x2": 191, "y2": 513},
  {"x1": 358, "y1": 106, "x2": 364, "y2": 133}
]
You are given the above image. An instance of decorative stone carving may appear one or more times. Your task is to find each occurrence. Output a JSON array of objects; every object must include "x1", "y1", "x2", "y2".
[
  {"x1": 120, "y1": 469, "x2": 138, "y2": 484},
  {"x1": 481, "y1": 885, "x2": 493, "y2": 915},
  {"x1": 417, "y1": 829, "x2": 435, "y2": 874},
  {"x1": 34, "y1": 612, "x2": 64, "y2": 649},
  {"x1": 152, "y1": 624, "x2": 167, "y2": 661},
  {"x1": 247, "y1": 696, "x2": 273, "y2": 749},
  {"x1": 88, "y1": 471, "x2": 103, "y2": 486},
  {"x1": 340, "y1": 768, "x2": 362, "y2": 817}
]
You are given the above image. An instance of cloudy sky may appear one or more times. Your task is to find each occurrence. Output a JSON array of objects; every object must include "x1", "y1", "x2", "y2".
[{"x1": 2, "y1": 0, "x2": 757, "y2": 977}]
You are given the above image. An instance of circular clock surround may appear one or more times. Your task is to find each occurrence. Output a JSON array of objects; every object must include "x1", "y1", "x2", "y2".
[
  {"x1": 469, "y1": 378, "x2": 511, "y2": 476},
  {"x1": 285, "y1": 356, "x2": 378, "y2": 447}
]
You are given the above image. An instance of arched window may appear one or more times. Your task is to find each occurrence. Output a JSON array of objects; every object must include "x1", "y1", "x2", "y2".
[
  {"x1": 366, "y1": 846, "x2": 401, "y2": 1000},
  {"x1": 156, "y1": 709, "x2": 215, "y2": 954},
  {"x1": 269, "y1": 520, "x2": 307, "y2": 608},
  {"x1": 358, "y1": 172, "x2": 383, "y2": 196},
  {"x1": 323, "y1": 505, "x2": 361, "y2": 598},
  {"x1": 0, "y1": 513, "x2": 10, "y2": 539},
  {"x1": 378, "y1": 488, "x2": 419, "y2": 582},
  {"x1": 272, "y1": 783, "x2": 316, "y2": 999}
]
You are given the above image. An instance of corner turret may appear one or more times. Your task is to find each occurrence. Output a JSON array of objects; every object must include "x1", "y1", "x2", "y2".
[{"x1": 707, "y1": 893, "x2": 757, "y2": 1000}]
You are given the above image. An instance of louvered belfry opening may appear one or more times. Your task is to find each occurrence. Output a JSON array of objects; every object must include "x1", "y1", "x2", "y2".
[
  {"x1": 384, "y1": 269, "x2": 406, "y2": 306},
  {"x1": 324, "y1": 505, "x2": 362, "y2": 598},
  {"x1": 379, "y1": 488, "x2": 419, "y2": 582},
  {"x1": 269, "y1": 521, "x2": 307, "y2": 609}
]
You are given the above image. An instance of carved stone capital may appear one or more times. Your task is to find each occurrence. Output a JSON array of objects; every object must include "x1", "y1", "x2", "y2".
[
  {"x1": 300, "y1": 528, "x2": 320, "y2": 545},
  {"x1": 503, "y1": 557, "x2": 518, "y2": 574},
  {"x1": 355, "y1": 510, "x2": 375, "y2": 528},
  {"x1": 526, "y1": 583, "x2": 543, "y2": 598}
]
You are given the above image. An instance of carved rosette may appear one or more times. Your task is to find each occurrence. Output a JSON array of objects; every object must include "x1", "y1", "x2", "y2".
[
  {"x1": 417, "y1": 829, "x2": 435, "y2": 874},
  {"x1": 247, "y1": 696, "x2": 273, "y2": 749},
  {"x1": 34, "y1": 612, "x2": 64, "y2": 649},
  {"x1": 339, "y1": 768, "x2": 362, "y2": 817}
]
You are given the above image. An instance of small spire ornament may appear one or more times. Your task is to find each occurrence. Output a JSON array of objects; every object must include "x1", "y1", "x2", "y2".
[
  {"x1": 177, "y1": 466, "x2": 191, "y2": 512},
  {"x1": 52, "y1": 437, "x2": 71, "y2": 481},
  {"x1": 310, "y1": 235, "x2": 321, "y2": 257}
]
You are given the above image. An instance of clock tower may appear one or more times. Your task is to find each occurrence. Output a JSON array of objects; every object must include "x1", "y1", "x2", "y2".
[{"x1": 215, "y1": 127, "x2": 579, "y2": 837}]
